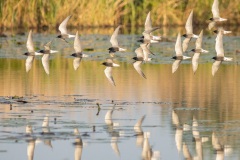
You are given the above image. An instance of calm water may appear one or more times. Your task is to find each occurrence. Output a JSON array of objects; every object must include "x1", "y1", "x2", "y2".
[{"x1": 0, "y1": 27, "x2": 240, "y2": 160}]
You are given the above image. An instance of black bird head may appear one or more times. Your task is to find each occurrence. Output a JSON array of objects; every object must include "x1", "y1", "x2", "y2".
[
  {"x1": 212, "y1": 57, "x2": 216, "y2": 60},
  {"x1": 71, "y1": 53, "x2": 77, "y2": 57},
  {"x1": 182, "y1": 34, "x2": 187, "y2": 38},
  {"x1": 209, "y1": 18, "x2": 214, "y2": 21},
  {"x1": 56, "y1": 35, "x2": 62, "y2": 38},
  {"x1": 213, "y1": 30, "x2": 218, "y2": 34},
  {"x1": 23, "y1": 52, "x2": 29, "y2": 56},
  {"x1": 102, "y1": 62, "x2": 107, "y2": 66},
  {"x1": 191, "y1": 49, "x2": 196, "y2": 52},
  {"x1": 132, "y1": 57, "x2": 138, "y2": 61},
  {"x1": 172, "y1": 56, "x2": 177, "y2": 59},
  {"x1": 38, "y1": 49, "x2": 45, "y2": 53}
]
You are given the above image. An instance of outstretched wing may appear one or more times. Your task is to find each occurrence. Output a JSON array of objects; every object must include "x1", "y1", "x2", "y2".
[
  {"x1": 195, "y1": 30, "x2": 203, "y2": 49},
  {"x1": 133, "y1": 61, "x2": 146, "y2": 79},
  {"x1": 59, "y1": 15, "x2": 71, "y2": 35},
  {"x1": 172, "y1": 60, "x2": 181, "y2": 73},
  {"x1": 25, "y1": 56, "x2": 34, "y2": 72},
  {"x1": 212, "y1": 0, "x2": 220, "y2": 18},
  {"x1": 212, "y1": 60, "x2": 222, "y2": 76},
  {"x1": 182, "y1": 37, "x2": 191, "y2": 53},
  {"x1": 175, "y1": 33, "x2": 183, "y2": 56},
  {"x1": 192, "y1": 53, "x2": 200, "y2": 74},
  {"x1": 104, "y1": 67, "x2": 115, "y2": 86},
  {"x1": 185, "y1": 10, "x2": 193, "y2": 34},
  {"x1": 26, "y1": 30, "x2": 34, "y2": 53},
  {"x1": 74, "y1": 31, "x2": 82, "y2": 53},
  {"x1": 215, "y1": 32, "x2": 224, "y2": 57},
  {"x1": 110, "y1": 25, "x2": 121, "y2": 47},
  {"x1": 42, "y1": 54, "x2": 50, "y2": 75},
  {"x1": 73, "y1": 57, "x2": 81, "y2": 70}
]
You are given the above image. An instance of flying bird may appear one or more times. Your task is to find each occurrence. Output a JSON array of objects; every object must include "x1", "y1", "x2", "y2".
[
  {"x1": 37, "y1": 41, "x2": 56, "y2": 75},
  {"x1": 23, "y1": 30, "x2": 41, "y2": 73},
  {"x1": 142, "y1": 12, "x2": 161, "y2": 41},
  {"x1": 182, "y1": 10, "x2": 199, "y2": 52},
  {"x1": 212, "y1": 31, "x2": 232, "y2": 76},
  {"x1": 213, "y1": 27, "x2": 232, "y2": 35},
  {"x1": 71, "y1": 31, "x2": 89, "y2": 70},
  {"x1": 56, "y1": 15, "x2": 75, "y2": 42},
  {"x1": 132, "y1": 47, "x2": 147, "y2": 79},
  {"x1": 191, "y1": 30, "x2": 209, "y2": 74},
  {"x1": 172, "y1": 33, "x2": 191, "y2": 73},
  {"x1": 208, "y1": 0, "x2": 227, "y2": 30},
  {"x1": 140, "y1": 43, "x2": 154, "y2": 62},
  {"x1": 108, "y1": 25, "x2": 126, "y2": 56},
  {"x1": 102, "y1": 59, "x2": 120, "y2": 86}
]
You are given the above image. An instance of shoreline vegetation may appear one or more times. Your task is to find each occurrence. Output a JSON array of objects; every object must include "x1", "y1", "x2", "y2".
[{"x1": 0, "y1": 0, "x2": 240, "y2": 30}]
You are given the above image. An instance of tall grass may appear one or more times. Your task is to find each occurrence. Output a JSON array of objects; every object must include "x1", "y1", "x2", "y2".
[{"x1": 0, "y1": 0, "x2": 239, "y2": 29}]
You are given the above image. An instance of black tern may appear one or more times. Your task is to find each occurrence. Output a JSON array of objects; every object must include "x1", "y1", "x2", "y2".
[
  {"x1": 191, "y1": 30, "x2": 209, "y2": 74},
  {"x1": 37, "y1": 41, "x2": 56, "y2": 75},
  {"x1": 172, "y1": 33, "x2": 191, "y2": 73},
  {"x1": 57, "y1": 15, "x2": 75, "y2": 42},
  {"x1": 23, "y1": 30, "x2": 41, "y2": 73},
  {"x1": 132, "y1": 47, "x2": 147, "y2": 79},
  {"x1": 143, "y1": 12, "x2": 161, "y2": 41},
  {"x1": 213, "y1": 27, "x2": 232, "y2": 35},
  {"x1": 108, "y1": 25, "x2": 126, "y2": 56},
  {"x1": 182, "y1": 10, "x2": 198, "y2": 52},
  {"x1": 140, "y1": 43, "x2": 154, "y2": 62},
  {"x1": 71, "y1": 31, "x2": 89, "y2": 70},
  {"x1": 212, "y1": 31, "x2": 232, "y2": 76},
  {"x1": 102, "y1": 58, "x2": 120, "y2": 86},
  {"x1": 208, "y1": 0, "x2": 227, "y2": 30}
]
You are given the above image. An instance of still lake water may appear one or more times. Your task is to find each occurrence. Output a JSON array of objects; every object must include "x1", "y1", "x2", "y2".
[{"x1": 0, "y1": 27, "x2": 240, "y2": 160}]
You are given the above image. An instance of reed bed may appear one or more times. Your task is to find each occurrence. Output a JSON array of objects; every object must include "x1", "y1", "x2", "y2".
[{"x1": 0, "y1": 0, "x2": 239, "y2": 29}]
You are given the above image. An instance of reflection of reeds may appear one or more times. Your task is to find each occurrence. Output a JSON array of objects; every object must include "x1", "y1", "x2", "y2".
[{"x1": 0, "y1": 0, "x2": 240, "y2": 28}]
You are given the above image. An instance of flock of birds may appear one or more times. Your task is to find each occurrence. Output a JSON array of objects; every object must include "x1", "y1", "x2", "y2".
[{"x1": 24, "y1": 0, "x2": 232, "y2": 86}]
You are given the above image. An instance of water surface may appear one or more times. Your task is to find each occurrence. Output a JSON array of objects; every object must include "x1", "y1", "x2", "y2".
[{"x1": 0, "y1": 28, "x2": 240, "y2": 160}]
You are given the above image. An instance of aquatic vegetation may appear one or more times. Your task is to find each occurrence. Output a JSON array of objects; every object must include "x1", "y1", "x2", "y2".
[{"x1": 0, "y1": 0, "x2": 240, "y2": 29}]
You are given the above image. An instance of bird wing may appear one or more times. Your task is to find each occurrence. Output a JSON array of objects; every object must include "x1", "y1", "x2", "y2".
[
  {"x1": 172, "y1": 60, "x2": 181, "y2": 73},
  {"x1": 185, "y1": 10, "x2": 193, "y2": 34},
  {"x1": 140, "y1": 43, "x2": 154, "y2": 61},
  {"x1": 133, "y1": 61, "x2": 146, "y2": 79},
  {"x1": 208, "y1": 21, "x2": 216, "y2": 30},
  {"x1": 215, "y1": 32, "x2": 224, "y2": 57},
  {"x1": 143, "y1": 27, "x2": 160, "y2": 34},
  {"x1": 44, "y1": 40, "x2": 52, "y2": 51},
  {"x1": 182, "y1": 37, "x2": 191, "y2": 53},
  {"x1": 212, "y1": 60, "x2": 222, "y2": 76},
  {"x1": 106, "y1": 58, "x2": 114, "y2": 64},
  {"x1": 25, "y1": 56, "x2": 34, "y2": 72},
  {"x1": 142, "y1": 32, "x2": 151, "y2": 41},
  {"x1": 42, "y1": 54, "x2": 50, "y2": 75},
  {"x1": 104, "y1": 67, "x2": 115, "y2": 86},
  {"x1": 74, "y1": 31, "x2": 82, "y2": 53},
  {"x1": 175, "y1": 33, "x2": 183, "y2": 56},
  {"x1": 192, "y1": 53, "x2": 200, "y2": 74},
  {"x1": 26, "y1": 30, "x2": 34, "y2": 53},
  {"x1": 135, "y1": 47, "x2": 144, "y2": 58},
  {"x1": 58, "y1": 15, "x2": 71, "y2": 35},
  {"x1": 144, "y1": 12, "x2": 152, "y2": 31},
  {"x1": 110, "y1": 25, "x2": 121, "y2": 47},
  {"x1": 195, "y1": 30, "x2": 203, "y2": 49},
  {"x1": 212, "y1": 0, "x2": 220, "y2": 18},
  {"x1": 73, "y1": 57, "x2": 81, "y2": 70}
]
